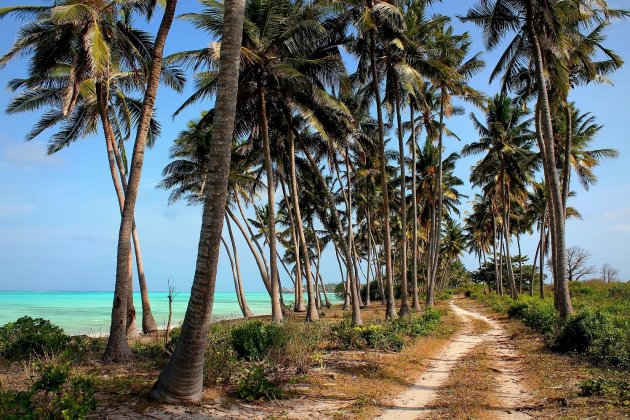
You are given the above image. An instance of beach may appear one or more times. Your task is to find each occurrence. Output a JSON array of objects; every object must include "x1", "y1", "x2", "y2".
[{"x1": 0, "y1": 291, "x2": 333, "y2": 335}]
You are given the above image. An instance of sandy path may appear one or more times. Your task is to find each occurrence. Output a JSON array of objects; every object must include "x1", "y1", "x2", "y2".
[{"x1": 378, "y1": 299, "x2": 531, "y2": 420}]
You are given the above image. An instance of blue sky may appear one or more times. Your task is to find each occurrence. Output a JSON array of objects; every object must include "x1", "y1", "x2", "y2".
[{"x1": 0, "y1": 1, "x2": 628, "y2": 293}]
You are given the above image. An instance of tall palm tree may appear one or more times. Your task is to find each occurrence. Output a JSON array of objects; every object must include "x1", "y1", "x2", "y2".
[
  {"x1": 151, "y1": 0, "x2": 245, "y2": 402},
  {"x1": 424, "y1": 22, "x2": 484, "y2": 307},
  {"x1": 463, "y1": 94, "x2": 537, "y2": 299},
  {"x1": 0, "y1": 0, "x2": 180, "y2": 338},
  {"x1": 104, "y1": 0, "x2": 179, "y2": 360}
]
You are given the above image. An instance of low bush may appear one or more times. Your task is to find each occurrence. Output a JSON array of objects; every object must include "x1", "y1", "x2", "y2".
[
  {"x1": 0, "y1": 317, "x2": 70, "y2": 362},
  {"x1": 467, "y1": 285, "x2": 630, "y2": 371},
  {"x1": 234, "y1": 365, "x2": 284, "y2": 401},
  {"x1": 231, "y1": 320, "x2": 284, "y2": 361},
  {"x1": 507, "y1": 298, "x2": 558, "y2": 336},
  {"x1": 331, "y1": 309, "x2": 442, "y2": 352},
  {"x1": 205, "y1": 323, "x2": 241, "y2": 385},
  {"x1": 0, "y1": 362, "x2": 97, "y2": 419},
  {"x1": 579, "y1": 377, "x2": 630, "y2": 403},
  {"x1": 554, "y1": 309, "x2": 630, "y2": 369},
  {"x1": 266, "y1": 321, "x2": 324, "y2": 374}
]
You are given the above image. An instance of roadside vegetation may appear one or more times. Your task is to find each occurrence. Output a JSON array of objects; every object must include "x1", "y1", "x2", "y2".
[{"x1": 464, "y1": 280, "x2": 630, "y2": 409}]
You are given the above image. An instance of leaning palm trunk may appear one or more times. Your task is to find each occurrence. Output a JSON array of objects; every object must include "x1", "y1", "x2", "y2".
[
  {"x1": 226, "y1": 217, "x2": 253, "y2": 317},
  {"x1": 526, "y1": 0, "x2": 572, "y2": 318},
  {"x1": 345, "y1": 150, "x2": 364, "y2": 308},
  {"x1": 395, "y1": 89, "x2": 409, "y2": 316},
  {"x1": 280, "y1": 181, "x2": 305, "y2": 312},
  {"x1": 150, "y1": 0, "x2": 244, "y2": 401},
  {"x1": 501, "y1": 178, "x2": 518, "y2": 299},
  {"x1": 103, "y1": 89, "x2": 158, "y2": 334},
  {"x1": 300, "y1": 142, "x2": 362, "y2": 325},
  {"x1": 370, "y1": 31, "x2": 396, "y2": 319},
  {"x1": 96, "y1": 82, "x2": 141, "y2": 338},
  {"x1": 410, "y1": 106, "x2": 421, "y2": 311},
  {"x1": 258, "y1": 81, "x2": 282, "y2": 323},
  {"x1": 287, "y1": 121, "x2": 317, "y2": 321},
  {"x1": 227, "y1": 207, "x2": 272, "y2": 294},
  {"x1": 104, "y1": 0, "x2": 178, "y2": 361},
  {"x1": 427, "y1": 91, "x2": 446, "y2": 307}
]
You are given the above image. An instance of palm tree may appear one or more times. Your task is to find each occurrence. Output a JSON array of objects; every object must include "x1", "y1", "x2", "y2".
[
  {"x1": 0, "y1": 0, "x2": 181, "y2": 338},
  {"x1": 463, "y1": 94, "x2": 537, "y2": 299},
  {"x1": 157, "y1": 116, "x2": 257, "y2": 318},
  {"x1": 150, "y1": 0, "x2": 244, "y2": 402},
  {"x1": 424, "y1": 22, "x2": 484, "y2": 307},
  {"x1": 104, "y1": 0, "x2": 179, "y2": 361}
]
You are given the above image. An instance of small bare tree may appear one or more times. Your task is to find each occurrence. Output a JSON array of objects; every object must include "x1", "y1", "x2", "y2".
[
  {"x1": 601, "y1": 263, "x2": 619, "y2": 283},
  {"x1": 566, "y1": 246, "x2": 595, "y2": 282},
  {"x1": 165, "y1": 276, "x2": 178, "y2": 345}
]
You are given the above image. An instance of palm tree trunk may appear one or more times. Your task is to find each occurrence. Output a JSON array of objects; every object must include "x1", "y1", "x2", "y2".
[
  {"x1": 299, "y1": 141, "x2": 362, "y2": 325},
  {"x1": 236, "y1": 196, "x2": 270, "y2": 276},
  {"x1": 226, "y1": 208, "x2": 272, "y2": 295},
  {"x1": 517, "y1": 233, "x2": 523, "y2": 294},
  {"x1": 280, "y1": 180, "x2": 305, "y2": 312},
  {"x1": 410, "y1": 106, "x2": 421, "y2": 311},
  {"x1": 370, "y1": 31, "x2": 396, "y2": 319},
  {"x1": 526, "y1": 0, "x2": 572, "y2": 318},
  {"x1": 287, "y1": 117, "x2": 317, "y2": 321},
  {"x1": 104, "y1": 0, "x2": 177, "y2": 362},
  {"x1": 95, "y1": 81, "x2": 141, "y2": 338},
  {"x1": 428, "y1": 91, "x2": 446, "y2": 307},
  {"x1": 531, "y1": 233, "x2": 540, "y2": 297},
  {"x1": 394, "y1": 85, "x2": 409, "y2": 316},
  {"x1": 104, "y1": 95, "x2": 158, "y2": 335},
  {"x1": 344, "y1": 150, "x2": 364, "y2": 308},
  {"x1": 365, "y1": 205, "x2": 372, "y2": 307},
  {"x1": 150, "y1": 0, "x2": 242, "y2": 401},
  {"x1": 226, "y1": 217, "x2": 253, "y2": 318},
  {"x1": 501, "y1": 179, "x2": 518, "y2": 299},
  {"x1": 257, "y1": 79, "x2": 282, "y2": 323}
]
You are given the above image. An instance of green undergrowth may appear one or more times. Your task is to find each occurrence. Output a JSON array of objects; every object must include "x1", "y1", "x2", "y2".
[
  {"x1": 0, "y1": 362, "x2": 97, "y2": 419},
  {"x1": 1, "y1": 304, "x2": 445, "y2": 404},
  {"x1": 330, "y1": 307, "x2": 443, "y2": 352},
  {"x1": 464, "y1": 282, "x2": 630, "y2": 371}
]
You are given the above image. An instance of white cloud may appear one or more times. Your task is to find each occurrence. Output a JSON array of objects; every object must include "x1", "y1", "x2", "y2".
[
  {"x1": 610, "y1": 224, "x2": 630, "y2": 234},
  {"x1": 0, "y1": 142, "x2": 65, "y2": 168},
  {"x1": 0, "y1": 204, "x2": 34, "y2": 218},
  {"x1": 604, "y1": 207, "x2": 630, "y2": 221}
]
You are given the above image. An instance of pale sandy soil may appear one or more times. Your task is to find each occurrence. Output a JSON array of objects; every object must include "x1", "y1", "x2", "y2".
[{"x1": 377, "y1": 299, "x2": 532, "y2": 420}]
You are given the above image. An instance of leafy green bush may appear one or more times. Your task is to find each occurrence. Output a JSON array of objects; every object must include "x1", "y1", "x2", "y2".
[
  {"x1": 0, "y1": 317, "x2": 69, "y2": 361},
  {"x1": 579, "y1": 377, "x2": 630, "y2": 403},
  {"x1": 266, "y1": 322, "x2": 324, "y2": 374},
  {"x1": 331, "y1": 309, "x2": 441, "y2": 352},
  {"x1": 0, "y1": 362, "x2": 97, "y2": 419},
  {"x1": 554, "y1": 309, "x2": 630, "y2": 368},
  {"x1": 205, "y1": 323, "x2": 241, "y2": 385},
  {"x1": 231, "y1": 320, "x2": 284, "y2": 361},
  {"x1": 507, "y1": 298, "x2": 558, "y2": 336},
  {"x1": 234, "y1": 365, "x2": 284, "y2": 401}
]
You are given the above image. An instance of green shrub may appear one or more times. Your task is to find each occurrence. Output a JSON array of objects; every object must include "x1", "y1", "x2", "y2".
[
  {"x1": 234, "y1": 365, "x2": 284, "y2": 401},
  {"x1": 555, "y1": 309, "x2": 630, "y2": 368},
  {"x1": 0, "y1": 362, "x2": 96, "y2": 419},
  {"x1": 231, "y1": 321, "x2": 284, "y2": 361},
  {"x1": 266, "y1": 322, "x2": 324, "y2": 374},
  {"x1": 579, "y1": 377, "x2": 630, "y2": 403},
  {"x1": 205, "y1": 323, "x2": 241, "y2": 385},
  {"x1": 507, "y1": 299, "x2": 558, "y2": 336},
  {"x1": 0, "y1": 317, "x2": 69, "y2": 361}
]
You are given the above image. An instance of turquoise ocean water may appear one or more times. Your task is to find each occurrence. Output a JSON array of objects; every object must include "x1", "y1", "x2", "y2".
[{"x1": 0, "y1": 291, "x2": 338, "y2": 336}]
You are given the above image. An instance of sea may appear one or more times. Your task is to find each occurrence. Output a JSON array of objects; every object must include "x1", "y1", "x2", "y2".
[{"x1": 0, "y1": 291, "x2": 337, "y2": 336}]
